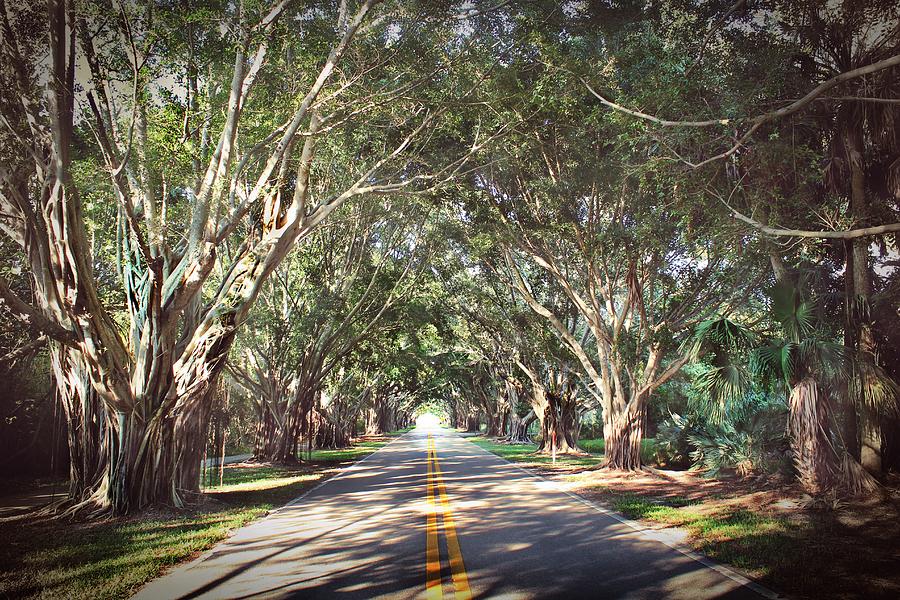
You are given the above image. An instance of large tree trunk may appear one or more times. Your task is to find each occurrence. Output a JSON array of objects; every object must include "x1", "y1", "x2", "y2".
[
  {"x1": 254, "y1": 399, "x2": 305, "y2": 464},
  {"x1": 534, "y1": 391, "x2": 580, "y2": 454},
  {"x1": 484, "y1": 411, "x2": 502, "y2": 438},
  {"x1": 507, "y1": 411, "x2": 536, "y2": 444},
  {"x1": 366, "y1": 395, "x2": 395, "y2": 435},
  {"x1": 494, "y1": 385, "x2": 512, "y2": 439},
  {"x1": 847, "y1": 126, "x2": 883, "y2": 474},
  {"x1": 313, "y1": 408, "x2": 350, "y2": 449},
  {"x1": 788, "y1": 378, "x2": 838, "y2": 495},
  {"x1": 465, "y1": 413, "x2": 480, "y2": 433},
  {"x1": 50, "y1": 346, "x2": 107, "y2": 503},
  {"x1": 603, "y1": 396, "x2": 646, "y2": 470},
  {"x1": 174, "y1": 385, "x2": 217, "y2": 495}
]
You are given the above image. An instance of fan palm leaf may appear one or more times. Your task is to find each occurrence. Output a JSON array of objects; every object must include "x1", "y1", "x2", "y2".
[
  {"x1": 769, "y1": 282, "x2": 815, "y2": 343},
  {"x1": 752, "y1": 341, "x2": 797, "y2": 387},
  {"x1": 684, "y1": 317, "x2": 755, "y2": 362},
  {"x1": 692, "y1": 364, "x2": 751, "y2": 425}
]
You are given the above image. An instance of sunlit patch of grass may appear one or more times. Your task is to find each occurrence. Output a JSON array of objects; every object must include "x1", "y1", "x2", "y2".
[
  {"x1": 469, "y1": 437, "x2": 602, "y2": 468},
  {"x1": 0, "y1": 436, "x2": 390, "y2": 600},
  {"x1": 211, "y1": 466, "x2": 295, "y2": 486},
  {"x1": 387, "y1": 426, "x2": 414, "y2": 437},
  {"x1": 209, "y1": 472, "x2": 320, "y2": 493},
  {"x1": 1, "y1": 507, "x2": 267, "y2": 600},
  {"x1": 577, "y1": 438, "x2": 658, "y2": 464},
  {"x1": 470, "y1": 436, "x2": 660, "y2": 468},
  {"x1": 596, "y1": 490, "x2": 803, "y2": 577},
  {"x1": 307, "y1": 439, "x2": 386, "y2": 462}
]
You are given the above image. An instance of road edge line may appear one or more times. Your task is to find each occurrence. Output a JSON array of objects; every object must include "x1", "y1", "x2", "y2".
[
  {"x1": 457, "y1": 432, "x2": 785, "y2": 600},
  {"x1": 277, "y1": 430, "x2": 413, "y2": 513},
  {"x1": 182, "y1": 431, "x2": 414, "y2": 570}
]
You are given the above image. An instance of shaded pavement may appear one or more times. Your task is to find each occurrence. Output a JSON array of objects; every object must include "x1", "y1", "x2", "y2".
[{"x1": 133, "y1": 426, "x2": 777, "y2": 599}]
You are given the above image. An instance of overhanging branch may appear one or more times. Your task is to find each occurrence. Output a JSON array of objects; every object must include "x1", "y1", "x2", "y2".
[{"x1": 727, "y1": 204, "x2": 900, "y2": 240}]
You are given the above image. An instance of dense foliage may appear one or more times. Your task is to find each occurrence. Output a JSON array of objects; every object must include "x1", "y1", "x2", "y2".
[{"x1": 1, "y1": 0, "x2": 899, "y2": 511}]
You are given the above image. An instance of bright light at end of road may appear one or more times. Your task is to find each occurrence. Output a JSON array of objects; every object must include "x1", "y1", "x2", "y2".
[{"x1": 416, "y1": 412, "x2": 441, "y2": 429}]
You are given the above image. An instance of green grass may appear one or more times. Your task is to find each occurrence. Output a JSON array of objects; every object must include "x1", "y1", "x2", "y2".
[
  {"x1": 470, "y1": 436, "x2": 659, "y2": 468},
  {"x1": 302, "y1": 439, "x2": 389, "y2": 463},
  {"x1": 0, "y1": 436, "x2": 389, "y2": 600},
  {"x1": 593, "y1": 489, "x2": 803, "y2": 576},
  {"x1": 469, "y1": 437, "x2": 603, "y2": 468},
  {"x1": 2, "y1": 506, "x2": 269, "y2": 600},
  {"x1": 577, "y1": 438, "x2": 658, "y2": 464},
  {"x1": 387, "y1": 426, "x2": 414, "y2": 437}
]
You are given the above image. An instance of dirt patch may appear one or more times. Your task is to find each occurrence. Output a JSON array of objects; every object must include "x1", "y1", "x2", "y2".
[{"x1": 565, "y1": 468, "x2": 803, "y2": 512}]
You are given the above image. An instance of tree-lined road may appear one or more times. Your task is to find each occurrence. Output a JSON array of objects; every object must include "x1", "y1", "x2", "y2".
[{"x1": 135, "y1": 427, "x2": 773, "y2": 599}]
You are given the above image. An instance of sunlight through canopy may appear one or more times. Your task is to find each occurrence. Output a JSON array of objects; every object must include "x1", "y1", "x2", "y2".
[{"x1": 416, "y1": 413, "x2": 442, "y2": 430}]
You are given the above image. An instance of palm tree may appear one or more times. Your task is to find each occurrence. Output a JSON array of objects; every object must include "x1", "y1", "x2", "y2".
[
  {"x1": 796, "y1": 0, "x2": 900, "y2": 473},
  {"x1": 754, "y1": 284, "x2": 847, "y2": 494},
  {"x1": 689, "y1": 283, "x2": 879, "y2": 495}
]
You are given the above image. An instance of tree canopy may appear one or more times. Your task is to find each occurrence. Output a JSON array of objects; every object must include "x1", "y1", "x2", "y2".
[{"x1": 1, "y1": 0, "x2": 899, "y2": 515}]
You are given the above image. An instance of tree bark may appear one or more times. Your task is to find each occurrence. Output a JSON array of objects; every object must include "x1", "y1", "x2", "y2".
[
  {"x1": 50, "y1": 346, "x2": 107, "y2": 504},
  {"x1": 847, "y1": 126, "x2": 883, "y2": 474},
  {"x1": 507, "y1": 411, "x2": 536, "y2": 444},
  {"x1": 534, "y1": 391, "x2": 580, "y2": 454},
  {"x1": 603, "y1": 397, "x2": 646, "y2": 470},
  {"x1": 788, "y1": 378, "x2": 838, "y2": 495},
  {"x1": 366, "y1": 395, "x2": 395, "y2": 435},
  {"x1": 465, "y1": 413, "x2": 481, "y2": 433}
]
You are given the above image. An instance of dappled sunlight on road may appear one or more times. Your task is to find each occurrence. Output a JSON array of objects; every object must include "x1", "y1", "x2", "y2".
[
  {"x1": 421, "y1": 428, "x2": 762, "y2": 600},
  {"x1": 133, "y1": 428, "x2": 768, "y2": 600},
  {"x1": 134, "y1": 433, "x2": 425, "y2": 599}
]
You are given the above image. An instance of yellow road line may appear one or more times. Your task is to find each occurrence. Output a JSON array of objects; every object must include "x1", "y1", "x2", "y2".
[
  {"x1": 428, "y1": 434, "x2": 472, "y2": 600},
  {"x1": 426, "y1": 435, "x2": 443, "y2": 599}
]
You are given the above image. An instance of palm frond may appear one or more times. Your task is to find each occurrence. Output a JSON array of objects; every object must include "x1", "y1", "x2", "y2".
[
  {"x1": 684, "y1": 317, "x2": 755, "y2": 361},
  {"x1": 797, "y1": 339, "x2": 848, "y2": 382},
  {"x1": 769, "y1": 282, "x2": 798, "y2": 326},
  {"x1": 692, "y1": 364, "x2": 751, "y2": 424},
  {"x1": 850, "y1": 358, "x2": 900, "y2": 417},
  {"x1": 769, "y1": 282, "x2": 815, "y2": 342},
  {"x1": 752, "y1": 341, "x2": 796, "y2": 387},
  {"x1": 688, "y1": 421, "x2": 757, "y2": 478}
]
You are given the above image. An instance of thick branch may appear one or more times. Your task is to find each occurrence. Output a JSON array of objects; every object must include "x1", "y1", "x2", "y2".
[
  {"x1": 726, "y1": 203, "x2": 900, "y2": 240},
  {"x1": 581, "y1": 53, "x2": 900, "y2": 168},
  {"x1": 0, "y1": 276, "x2": 77, "y2": 346}
]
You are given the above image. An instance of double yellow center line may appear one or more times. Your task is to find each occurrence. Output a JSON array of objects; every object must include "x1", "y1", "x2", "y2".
[{"x1": 426, "y1": 434, "x2": 471, "y2": 599}]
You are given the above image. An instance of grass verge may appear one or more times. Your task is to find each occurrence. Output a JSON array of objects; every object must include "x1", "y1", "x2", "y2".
[
  {"x1": 0, "y1": 434, "x2": 393, "y2": 600},
  {"x1": 577, "y1": 438, "x2": 658, "y2": 464},
  {"x1": 599, "y1": 489, "x2": 800, "y2": 575},
  {"x1": 582, "y1": 486, "x2": 900, "y2": 599},
  {"x1": 468, "y1": 436, "x2": 657, "y2": 469},
  {"x1": 387, "y1": 426, "x2": 414, "y2": 437},
  {"x1": 469, "y1": 436, "x2": 602, "y2": 469}
]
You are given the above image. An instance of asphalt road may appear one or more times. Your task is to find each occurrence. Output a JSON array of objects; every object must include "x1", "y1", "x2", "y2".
[{"x1": 134, "y1": 426, "x2": 775, "y2": 599}]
